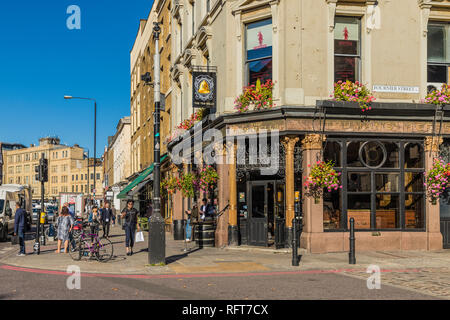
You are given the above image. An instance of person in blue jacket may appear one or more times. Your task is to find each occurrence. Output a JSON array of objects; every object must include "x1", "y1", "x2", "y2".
[{"x1": 13, "y1": 202, "x2": 26, "y2": 256}]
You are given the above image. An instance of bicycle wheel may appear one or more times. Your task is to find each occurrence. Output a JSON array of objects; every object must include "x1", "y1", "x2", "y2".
[
  {"x1": 69, "y1": 239, "x2": 84, "y2": 261},
  {"x1": 95, "y1": 237, "x2": 113, "y2": 262}
]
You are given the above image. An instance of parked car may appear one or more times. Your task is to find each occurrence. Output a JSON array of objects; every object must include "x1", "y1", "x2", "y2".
[
  {"x1": 32, "y1": 208, "x2": 39, "y2": 224},
  {"x1": 47, "y1": 208, "x2": 55, "y2": 223}
]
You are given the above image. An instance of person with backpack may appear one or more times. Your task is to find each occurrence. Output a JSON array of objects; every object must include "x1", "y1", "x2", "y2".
[
  {"x1": 13, "y1": 202, "x2": 26, "y2": 257},
  {"x1": 88, "y1": 206, "x2": 100, "y2": 242}
]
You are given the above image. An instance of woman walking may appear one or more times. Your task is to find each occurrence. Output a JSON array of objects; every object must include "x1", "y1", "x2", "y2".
[
  {"x1": 121, "y1": 200, "x2": 140, "y2": 256},
  {"x1": 55, "y1": 206, "x2": 74, "y2": 254}
]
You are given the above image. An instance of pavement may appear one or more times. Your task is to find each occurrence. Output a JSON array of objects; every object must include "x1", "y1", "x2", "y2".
[{"x1": 2, "y1": 225, "x2": 450, "y2": 299}]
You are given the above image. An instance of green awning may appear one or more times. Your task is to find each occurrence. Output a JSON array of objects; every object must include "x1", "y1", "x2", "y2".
[{"x1": 117, "y1": 154, "x2": 168, "y2": 199}]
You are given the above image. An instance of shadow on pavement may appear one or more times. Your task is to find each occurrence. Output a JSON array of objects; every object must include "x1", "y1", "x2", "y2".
[{"x1": 165, "y1": 247, "x2": 203, "y2": 265}]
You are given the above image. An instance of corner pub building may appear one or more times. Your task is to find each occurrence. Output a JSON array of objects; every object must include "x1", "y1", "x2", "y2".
[{"x1": 167, "y1": 0, "x2": 450, "y2": 252}]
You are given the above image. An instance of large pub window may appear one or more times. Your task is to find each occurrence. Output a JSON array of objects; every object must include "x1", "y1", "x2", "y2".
[
  {"x1": 245, "y1": 18, "x2": 273, "y2": 86},
  {"x1": 334, "y1": 17, "x2": 361, "y2": 83},
  {"x1": 427, "y1": 23, "x2": 450, "y2": 91},
  {"x1": 324, "y1": 138, "x2": 425, "y2": 231}
]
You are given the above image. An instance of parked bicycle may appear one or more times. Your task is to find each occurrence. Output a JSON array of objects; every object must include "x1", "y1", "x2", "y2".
[{"x1": 69, "y1": 223, "x2": 113, "y2": 262}]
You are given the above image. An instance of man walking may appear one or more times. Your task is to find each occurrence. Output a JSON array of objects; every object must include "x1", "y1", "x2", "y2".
[
  {"x1": 13, "y1": 202, "x2": 26, "y2": 257},
  {"x1": 100, "y1": 202, "x2": 114, "y2": 238},
  {"x1": 121, "y1": 200, "x2": 140, "y2": 256}
]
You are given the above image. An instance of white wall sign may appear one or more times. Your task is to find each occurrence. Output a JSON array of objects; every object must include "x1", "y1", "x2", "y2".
[{"x1": 372, "y1": 85, "x2": 419, "y2": 94}]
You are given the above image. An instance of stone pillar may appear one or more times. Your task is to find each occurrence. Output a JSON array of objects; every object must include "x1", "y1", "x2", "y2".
[
  {"x1": 226, "y1": 141, "x2": 239, "y2": 246},
  {"x1": 424, "y1": 136, "x2": 444, "y2": 250},
  {"x1": 300, "y1": 134, "x2": 325, "y2": 253},
  {"x1": 282, "y1": 136, "x2": 299, "y2": 247},
  {"x1": 215, "y1": 143, "x2": 229, "y2": 247}
]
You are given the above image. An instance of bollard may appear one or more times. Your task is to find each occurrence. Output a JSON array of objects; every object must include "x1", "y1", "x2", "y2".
[
  {"x1": 292, "y1": 218, "x2": 299, "y2": 266},
  {"x1": 349, "y1": 218, "x2": 356, "y2": 264}
]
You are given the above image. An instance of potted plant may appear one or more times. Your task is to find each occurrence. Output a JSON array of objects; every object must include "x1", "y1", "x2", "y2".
[
  {"x1": 304, "y1": 160, "x2": 342, "y2": 203},
  {"x1": 234, "y1": 79, "x2": 275, "y2": 113},
  {"x1": 332, "y1": 80, "x2": 375, "y2": 112},
  {"x1": 424, "y1": 157, "x2": 450, "y2": 205},
  {"x1": 179, "y1": 172, "x2": 196, "y2": 198}
]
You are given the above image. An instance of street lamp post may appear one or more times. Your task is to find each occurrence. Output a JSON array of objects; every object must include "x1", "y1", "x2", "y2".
[
  {"x1": 64, "y1": 96, "x2": 97, "y2": 207},
  {"x1": 148, "y1": 22, "x2": 165, "y2": 265}
]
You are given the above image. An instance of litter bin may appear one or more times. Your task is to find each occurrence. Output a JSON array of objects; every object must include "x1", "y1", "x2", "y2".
[
  {"x1": 194, "y1": 221, "x2": 215, "y2": 248},
  {"x1": 173, "y1": 219, "x2": 186, "y2": 240},
  {"x1": 275, "y1": 218, "x2": 286, "y2": 249}
]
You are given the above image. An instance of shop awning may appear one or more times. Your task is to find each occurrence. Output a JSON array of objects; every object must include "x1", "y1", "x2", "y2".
[{"x1": 117, "y1": 154, "x2": 167, "y2": 199}]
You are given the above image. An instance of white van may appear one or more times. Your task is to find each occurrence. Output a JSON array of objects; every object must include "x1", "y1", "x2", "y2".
[{"x1": 0, "y1": 184, "x2": 32, "y2": 242}]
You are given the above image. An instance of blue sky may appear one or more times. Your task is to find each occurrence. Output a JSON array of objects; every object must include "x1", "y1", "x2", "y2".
[{"x1": 0, "y1": 1, "x2": 153, "y2": 157}]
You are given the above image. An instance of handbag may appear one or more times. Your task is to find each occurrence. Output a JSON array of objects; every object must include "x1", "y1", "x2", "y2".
[
  {"x1": 11, "y1": 235, "x2": 19, "y2": 245},
  {"x1": 135, "y1": 231, "x2": 144, "y2": 243}
]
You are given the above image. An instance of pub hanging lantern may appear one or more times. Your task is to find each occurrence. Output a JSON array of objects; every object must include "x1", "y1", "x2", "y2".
[{"x1": 192, "y1": 69, "x2": 217, "y2": 109}]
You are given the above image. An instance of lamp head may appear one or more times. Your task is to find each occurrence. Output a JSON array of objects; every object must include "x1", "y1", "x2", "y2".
[{"x1": 64, "y1": 96, "x2": 73, "y2": 100}]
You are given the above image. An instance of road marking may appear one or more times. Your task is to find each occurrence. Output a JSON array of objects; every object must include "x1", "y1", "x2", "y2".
[{"x1": 0, "y1": 264, "x2": 422, "y2": 280}]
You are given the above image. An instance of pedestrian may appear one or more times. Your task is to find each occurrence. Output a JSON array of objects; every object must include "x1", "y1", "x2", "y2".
[
  {"x1": 121, "y1": 200, "x2": 140, "y2": 256},
  {"x1": 13, "y1": 202, "x2": 26, "y2": 257},
  {"x1": 111, "y1": 205, "x2": 117, "y2": 227},
  {"x1": 185, "y1": 202, "x2": 198, "y2": 242},
  {"x1": 88, "y1": 206, "x2": 100, "y2": 242},
  {"x1": 64, "y1": 202, "x2": 75, "y2": 219},
  {"x1": 100, "y1": 202, "x2": 114, "y2": 238},
  {"x1": 199, "y1": 198, "x2": 208, "y2": 221},
  {"x1": 55, "y1": 206, "x2": 74, "y2": 254}
]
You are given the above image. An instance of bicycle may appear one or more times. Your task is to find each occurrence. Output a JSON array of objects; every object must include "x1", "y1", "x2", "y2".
[{"x1": 69, "y1": 223, "x2": 114, "y2": 262}]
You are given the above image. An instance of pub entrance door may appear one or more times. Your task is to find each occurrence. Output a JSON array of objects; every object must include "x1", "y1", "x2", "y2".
[{"x1": 247, "y1": 180, "x2": 285, "y2": 246}]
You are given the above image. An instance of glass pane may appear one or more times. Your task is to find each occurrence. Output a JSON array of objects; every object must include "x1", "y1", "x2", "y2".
[
  {"x1": 334, "y1": 56, "x2": 358, "y2": 83},
  {"x1": 275, "y1": 183, "x2": 285, "y2": 219},
  {"x1": 348, "y1": 172, "x2": 371, "y2": 192},
  {"x1": 334, "y1": 17, "x2": 360, "y2": 55},
  {"x1": 251, "y1": 185, "x2": 265, "y2": 218},
  {"x1": 376, "y1": 194, "x2": 400, "y2": 229},
  {"x1": 404, "y1": 172, "x2": 424, "y2": 192},
  {"x1": 406, "y1": 194, "x2": 425, "y2": 229},
  {"x1": 428, "y1": 25, "x2": 447, "y2": 63},
  {"x1": 324, "y1": 141, "x2": 341, "y2": 167},
  {"x1": 405, "y1": 143, "x2": 424, "y2": 169},
  {"x1": 324, "y1": 190, "x2": 342, "y2": 230},
  {"x1": 248, "y1": 58, "x2": 272, "y2": 86},
  {"x1": 383, "y1": 142, "x2": 399, "y2": 168},
  {"x1": 347, "y1": 141, "x2": 363, "y2": 167},
  {"x1": 360, "y1": 141, "x2": 386, "y2": 168},
  {"x1": 376, "y1": 173, "x2": 399, "y2": 192},
  {"x1": 347, "y1": 194, "x2": 371, "y2": 229},
  {"x1": 427, "y1": 65, "x2": 447, "y2": 83}
]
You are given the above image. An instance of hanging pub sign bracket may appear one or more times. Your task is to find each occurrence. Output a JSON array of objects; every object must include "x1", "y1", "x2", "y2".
[{"x1": 192, "y1": 65, "x2": 217, "y2": 110}]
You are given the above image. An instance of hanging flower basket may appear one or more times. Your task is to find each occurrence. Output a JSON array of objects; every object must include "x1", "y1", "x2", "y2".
[
  {"x1": 331, "y1": 80, "x2": 375, "y2": 112},
  {"x1": 161, "y1": 176, "x2": 181, "y2": 195},
  {"x1": 165, "y1": 108, "x2": 207, "y2": 144},
  {"x1": 234, "y1": 79, "x2": 275, "y2": 113},
  {"x1": 197, "y1": 166, "x2": 219, "y2": 194},
  {"x1": 179, "y1": 172, "x2": 197, "y2": 198},
  {"x1": 422, "y1": 83, "x2": 450, "y2": 105},
  {"x1": 304, "y1": 160, "x2": 342, "y2": 200},
  {"x1": 424, "y1": 157, "x2": 450, "y2": 204}
]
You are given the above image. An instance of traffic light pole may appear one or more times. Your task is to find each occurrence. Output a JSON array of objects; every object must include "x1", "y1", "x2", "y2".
[{"x1": 148, "y1": 22, "x2": 165, "y2": 265}]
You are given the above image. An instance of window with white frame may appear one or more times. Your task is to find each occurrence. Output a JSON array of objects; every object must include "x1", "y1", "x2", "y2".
[
  {"x1": 334, "y1": 17, "x2": 361, "y2": 83},
  {"x1": 428, "y1": 23, "x2": 450, "y2": 91},
  {"x1": 245, "y1": 18, "x2": 273, "y2": 86}
]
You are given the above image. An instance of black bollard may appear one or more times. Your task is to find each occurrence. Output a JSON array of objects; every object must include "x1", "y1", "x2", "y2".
[
  {"x1": 292, "y1": 218, "x2": 299, "y2": 266},
  {"x1": 349, "y1": 218, "x2": 356, "y2": 264}
]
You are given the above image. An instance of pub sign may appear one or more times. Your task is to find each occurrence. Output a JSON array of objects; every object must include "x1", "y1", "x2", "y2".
[{"x1": 192, "y1": 71, "x2": 216, "y2": 109}]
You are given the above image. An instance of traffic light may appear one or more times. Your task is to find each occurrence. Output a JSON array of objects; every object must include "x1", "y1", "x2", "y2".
[
  {"x1": 35, "y1": 165, "x2": 41, "y2": 182},
  {"x1": 40, "y1": 158, "x2": 48, "y2": 182}
]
